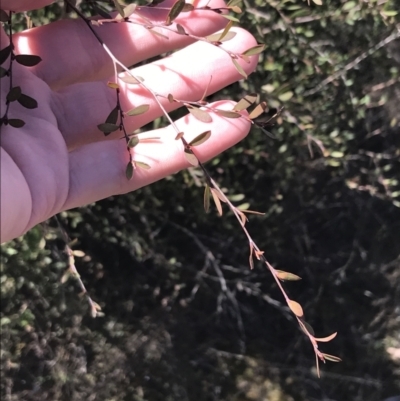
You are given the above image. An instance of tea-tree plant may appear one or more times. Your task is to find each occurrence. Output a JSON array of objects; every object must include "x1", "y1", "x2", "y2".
[{"x1": 0, "y1": 0, "x2": 341, "y2": 375}]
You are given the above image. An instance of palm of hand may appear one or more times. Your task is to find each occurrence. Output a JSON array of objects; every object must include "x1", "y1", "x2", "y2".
[{"x1": 0, "y1": 0, "x2": 258, "y2": 242}]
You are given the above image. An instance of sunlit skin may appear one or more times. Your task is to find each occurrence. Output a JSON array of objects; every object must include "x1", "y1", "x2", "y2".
[{"x1": 0, "y1": 0, "x2": 259, "y2": 243}]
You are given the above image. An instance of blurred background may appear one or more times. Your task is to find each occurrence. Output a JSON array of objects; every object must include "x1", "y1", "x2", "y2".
[{"x1": 1, "y1": 0, "x2": 399, "y2": 400}]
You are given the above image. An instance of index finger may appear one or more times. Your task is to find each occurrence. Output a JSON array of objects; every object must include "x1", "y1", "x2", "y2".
[{"x1": 13, "y1": 0, "x2": 228, "y2": 90}]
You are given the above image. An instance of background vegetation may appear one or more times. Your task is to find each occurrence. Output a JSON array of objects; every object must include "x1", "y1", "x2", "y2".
[{"x1": 1, "y1": 0, "x2": 400, "y2": 400}]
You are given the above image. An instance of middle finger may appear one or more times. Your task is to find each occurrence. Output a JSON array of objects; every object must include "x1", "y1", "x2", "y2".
[{"x1": 54, "y1": 27, "x2": 258, "y2": 150}]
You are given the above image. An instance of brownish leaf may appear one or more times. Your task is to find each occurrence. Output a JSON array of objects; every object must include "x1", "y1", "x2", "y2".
[
  {"x1": 299, "y1": 320, "x2": 315, "y2": 336},
  {"x1": 126, "y1": 104, "x2": 150, "y2": 116},
  {"x1": 97, "y1": 123, "x2": 119, "y2": 135},
  {"x1": 8, "y1": 119, "x2": 25, "y2": 128},
  {"x1": 17, "y1": 94, "x2": 38, "y2": 109},
  {"x1": 232, "y1": 58, "x2": 247, "y2": 79},
  {"x1": 184, "y1": 148, "x2": 198, "y2": 166},
  {"x1": 187, "y1": 106, "x2": 212, "y2": 123},
  {"x1": 233, "y1": 94, "x2": 258, "y2": 111},
  {"x1": 218, "y1": 21, "x2": 233, "y2": 42},
  {"x1": 315, "y1": 332, "x2": 338, "y2": 342},
  {"x1": 6, "y1": 86, "x2": 21, "y2": 102},
  {"x1": 136, "y1": 161, "x2": 151, "y2": 170},
  {"x1": 275, "y1": 270, "x2": 302, "y2": 281},
  {"x1": 0, "y1": 9, "x2": 9, "y2": 22},
  {"x1": 322, "y1": 353, "x2": 342, "y2": 362},
  {"x1": 126, "y1": 162, "x2": 134, "y2": 180},
  {"x1": 207, "y1": 31, "x2": 236, "y2": 42},
  {"x1": 15, "y1": 54, "x2": 42, "y2": 67},
  {"x1": 106, "y1": 106, "x2": 119, "y2": 124},
  {"x1": 189, "y1": 130, "x2": 211, "y2": 146},
  {"x1": 248, "y1": 245, "x2": 254, "y2": 269},
  {"x1": 166, "y1": 0, "x2": 185, "y2": 25},
  {"x1": 249, "y1": 102, "x2": 268, "y2": 119},
  {"x1": 216, "y1": 109, "x2": 241, "y2": 118},
  {"x1": 288, "y1": 300, "x2": 304, "y2": 317},
  {"x1": 128, "y1": 136, "x2": 139, "y2": 148},
  {"x1": 227, "y1": 0, "x2": 241, "y2": 6},
  {"x1": 113, "y1": 0, "x2": 125, "y2": 17},
  {"x1": 176, "y1": 24, "x2": 186, "y2": 35},
  {"x1": 182, "y1": 3, "x2": 194, "y2": 11},
  {"x1": 204, "y1": 185, "x2": 211, "y2": 213},
  {"x1": 0, "y1": 45, "x2": 11, "y2": 65},
  {"x1": 242, "y1": 44, "x2": 266, "y2": 56},
  {"x1": 123, "y1": 3, "x2": 137, "y2": 17},
  {"x1": 210, "y1": 188, "x2": 223, "y2": 216},
  {"x1": 107, "y1": 81, "x2": 119, "y2": 90}
]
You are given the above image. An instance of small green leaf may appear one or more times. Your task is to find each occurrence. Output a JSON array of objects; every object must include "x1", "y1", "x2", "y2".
[
  {"x1": 128, "y1": 136, "x2": 139, "y2": 148},
  {"x1": 230, "y1": 5, "x2": 242, "y2": 12},
  {"x1": 342, "y1": 1, "x2": 356, "y2": 10},
  {"x1": 136, "y1": 161, "x2": 151, "y2": 170},
  {"x1": 204, "y1": 185, "x2": 211, "y2": 213},
  {"x1": 166, "y1": 0, "x2": 186, "y2": 25},
  {"x1": 218, "y1": 21, "x2": 233, "y2": 42},
  {"x1": 216, "y1": 109, "x2": 241, "y2": 118},
  {"x1": 233, "y1": 94, "x2": 258, "y2": 111},
  {"x1": 123, "y1": 3, "x2": 137, "y2": 17},
  {"x1": 187, "y1": 106, "x2": 212, "y2": 123},
  {"x1": 0, "y1": 66, "x2": 7, "y2": 78},
  {"x1": 232, "y1": 58, "x2": 247, "y2": 79},
  {"x1": 106, "y1": 106, "x2": 119, "y2": 124},
  {"x1": 227, "y1": 0, "x2": 242, "y2": 7},
  {"x1": 189, "y1": 130, "x2": 211, "y2": 146},
  {"x1": 17, "y1": 93, "x2": 38, "y2": 109},
  {"x1": 381, "y1": 10, "x2": 397, "y2": 16},
  {"x1": 0, "y1": 45, "x2": 11, "y2": 65},
  {"x1": 8, "y1": 119, "x2": 25, "y2": 128},
  {"x1": 15, "y1": 54, "x2": 42, "y2": 67},
  {"x1": 278, "y1": 91, "x2": 293, "y2": 102},
  {"x1": 97, "y1": 123, "x2": 119, "y2": 135},
  {"x1": 221, "y1": 14, "x2": 240, "y2": 22},
  {"x1": 126, "y1": 104, "x2": 150, "y2": 116},
  {"x1": 7, "y1": 86, "x2": 22, "y2": 102},
  {"x1": 242, "y1": 44, "x2": 266, "y2": 56},
  {"x1": 126, "y1": 162, "x2": 134, "y2": 180},
  {"x1": 184, "y1": 148, "x2": 198, "y2": 166},
  {"x1": 113, "y1": 0, "x2": 125, "y2": 17},
  {"x1": 207, "y1": 31, "x2": 236, "y2": 42},
  {"x1": 0, "y1": 9, "x2": 9, "y2": 22}
]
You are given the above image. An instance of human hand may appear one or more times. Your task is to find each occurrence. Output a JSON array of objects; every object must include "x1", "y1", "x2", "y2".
[{"x1": 0, "y1": 0, "x2": 258, "y2": 243}]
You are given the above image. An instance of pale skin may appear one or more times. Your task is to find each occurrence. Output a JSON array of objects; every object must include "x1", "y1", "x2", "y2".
[{"x1": 0, "y1": 0, "x2": 258, "y2": 243}]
